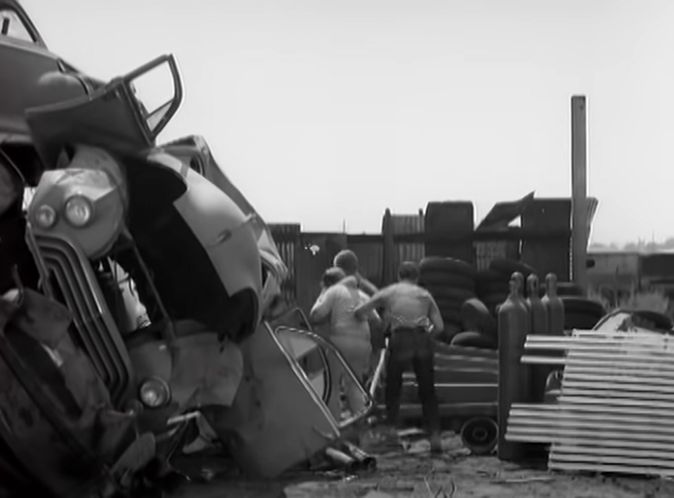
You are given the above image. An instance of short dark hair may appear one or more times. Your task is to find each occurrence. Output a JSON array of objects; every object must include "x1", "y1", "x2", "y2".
[
  {"x1": 398, "y1": 261, "x2": 419, "y2": 281},
  {"x1": 333, "y1": 249, "x2": 359, "y2": 275},
  {"x1": 322, "y1": 267, "x2": 346, "y2": 287}
]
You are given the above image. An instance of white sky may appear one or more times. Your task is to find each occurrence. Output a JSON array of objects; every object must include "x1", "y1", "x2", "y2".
[{"x1": 22, "y1": 0, "x2": 674, "y2": 244}]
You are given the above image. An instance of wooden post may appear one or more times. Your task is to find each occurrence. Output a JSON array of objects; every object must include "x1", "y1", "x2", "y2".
[
  {"x1": 381, "y1": 208, "x2": 395, "y2": 285},
  {"x1": 571, "y1": 96, "x2": 588, "y2": 291}
]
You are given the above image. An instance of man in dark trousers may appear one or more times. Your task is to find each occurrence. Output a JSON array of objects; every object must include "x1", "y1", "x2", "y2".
[{"x1": 355, "y1": 261, "x2": 444, "y2": 454}]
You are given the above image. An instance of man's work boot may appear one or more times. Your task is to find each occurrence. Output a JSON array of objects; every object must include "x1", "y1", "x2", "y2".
[{"x1": 430, "y1": 432, "x2": 443, "y2": 455}]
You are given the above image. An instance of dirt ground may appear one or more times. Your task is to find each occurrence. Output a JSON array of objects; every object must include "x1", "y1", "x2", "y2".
[{"x1": 170, "y1": 427, "x2": 674, "y2": 498}]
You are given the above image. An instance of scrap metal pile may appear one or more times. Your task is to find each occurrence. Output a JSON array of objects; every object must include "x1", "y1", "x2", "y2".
[
  {"x1": 0, "y1": 2, "x2": 377, "y2": 496},
  {"x1": 508, "y1": 328, "x2": 674, "y2": 477}
]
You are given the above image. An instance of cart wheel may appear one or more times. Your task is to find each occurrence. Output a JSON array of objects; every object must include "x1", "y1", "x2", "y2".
[{"x1": 460, "y1": 417, "x2": 498, "y2": 455}]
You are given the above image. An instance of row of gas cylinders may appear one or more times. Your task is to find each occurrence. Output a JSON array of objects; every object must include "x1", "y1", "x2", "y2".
[
  {"x1": 496, "y1": 271, "x2": 567, "y2": 461},
  {"x1": 498, "y1": 272, "x2": 566, "y2": 337}
]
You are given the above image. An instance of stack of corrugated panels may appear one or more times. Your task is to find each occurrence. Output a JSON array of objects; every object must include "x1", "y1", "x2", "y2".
[{"x1": 507, "y1": 330, "x2": 674, "y2": 477}]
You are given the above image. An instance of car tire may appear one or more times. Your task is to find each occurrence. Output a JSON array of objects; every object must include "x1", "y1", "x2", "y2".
[
  {"x1": 460, "y1": 417, "x2": 498, "y2": 455},
  {"x1": 461, "y1": 298, "x2": 497, "y2": 335},
  {"x1": 425, "y1": 286, "x2": 476, "y2": 303},
  {"x1": 450, "y1": 331, "x2": 497, "y2": 349},
  {"x1": 488, "y1": 258, "x2": 537, "y2": 278},
  {"x1": 419, "y1": 271, "x2": 476, "y2": 290},
  {"x1": 419, "y1": 257, "x2": 476, "y2": 277}
]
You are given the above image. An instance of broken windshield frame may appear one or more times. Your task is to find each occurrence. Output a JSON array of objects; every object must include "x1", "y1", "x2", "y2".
[{"x1": 120, "y1": 54, "x2": 183, "y2": 142}]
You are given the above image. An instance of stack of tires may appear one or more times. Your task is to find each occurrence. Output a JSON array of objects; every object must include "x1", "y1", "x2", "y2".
[
  {"x1": 451, "y1": 298, "x2": 498, "y2": 349},
  {"x1": 418, "y1": 257, "x2": 477, "y2": 341},
  {"x1": 561, "y1": 297, "x2": 606, "y2": 330},
  {"x1": 476, "y1": 258, "x2": 537, "y2": 315}
]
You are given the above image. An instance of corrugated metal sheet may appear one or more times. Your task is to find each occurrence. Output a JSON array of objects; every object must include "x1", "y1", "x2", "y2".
[
  {"x1": 391, "y1": 211, "x2": 425, "y2": 265},
  {"x1": 507, "y1": 330, "x2": 674, "y2": 477},
  {"x1": 475, "y1": 241, "x2": 518, "y2": 271},
  {"x1": 349, "y1": 240, "x2": 384, "y2": 287},
  {"x1": 269, "y1": 224, "x2": 300, "y2": 302}
]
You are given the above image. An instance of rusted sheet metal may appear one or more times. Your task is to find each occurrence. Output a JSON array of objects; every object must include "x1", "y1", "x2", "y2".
[
  {"x1": 564, "y1": 360, "x2": 674, "y2": 373},
  {"x1": 509, "y1": 426, "x2": 674, "y2": 443},
  {"x1": 563, "y1": 353, "x2": 674, "y2": 368},
  {"x1": 510, "y1": 409, "x2": 674, "y2": 426},
  {"x1": 549, "y1": 462, "x2": 674, "y2": 477},
  {"x1": 561, "y1": 388, "x2": 674, "y2": 401},
  {"x1": 510, "y1": 402, "x2": 674, "y2": 418},
  {"x1": 507, "y1": 330, "x2": 674, "y2": 477},
  {"x1": 563, "y1": 372, "x2": 674, "y2": 385},
  {"x1": 391, "y1": 211, "x2": 425, "y2": 266},
  {"x1": 507, "y1": 433, "x2": 674, "y2": 452},
  {"x1": 525, "y1": 335, "x2": 674, "y2": 350},
  {"x1": 520, "y1": 355, "x2": 566, "y2": 365},
  {"x1": 508, "y1": 418, "x2": 674, "y2": 435},
  {"x1": 559, "y1": 395, "x2": 674, "y2": 409}
]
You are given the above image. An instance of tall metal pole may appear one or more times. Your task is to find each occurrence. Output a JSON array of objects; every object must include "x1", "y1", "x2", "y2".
[{"x1": 571, "y1": 95, "x2": 588, "y2": 291}]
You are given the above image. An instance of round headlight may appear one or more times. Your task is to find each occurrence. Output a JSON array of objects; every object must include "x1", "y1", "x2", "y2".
[
  {"x1": 35, "y1": 204, "x2": 57, "y2": 228},
  {"x1": 64, "y1": 195, "x2": 93, "y2": 227},
  {"x1": 139, "y1": 377, "x2": 171, "y2": 408}
]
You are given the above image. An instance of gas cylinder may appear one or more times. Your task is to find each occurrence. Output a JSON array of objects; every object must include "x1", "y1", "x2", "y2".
[
  {"x1": 526, "y1": 274, "x2": 550, "y2": 402},
  {"x1": 542, "y1": 273, "x2": 565, "y2": 335},
  {"x1": 496, "y1": 277, "x2": 530, "y2": 462},
  {"x1": 511, "y1": 272, "x2": 530, "y2": 317},
  {"x1": 526, "y1": 274, "x2": 549, "y2": 334}
]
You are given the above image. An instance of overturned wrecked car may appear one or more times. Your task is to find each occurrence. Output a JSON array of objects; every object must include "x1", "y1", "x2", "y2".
[{"x1": 0, "y1": 2, "x2": 373, "y2": 496}]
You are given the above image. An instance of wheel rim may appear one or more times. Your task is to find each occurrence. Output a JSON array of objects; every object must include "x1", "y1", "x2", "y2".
[{"x1": 461, "y1": 417, "x2": 498, "y2": 454}]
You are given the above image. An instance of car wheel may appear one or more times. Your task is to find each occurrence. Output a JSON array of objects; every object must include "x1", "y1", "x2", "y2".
[{"x1": 460, "y1": 416, "x2": 498, "y2": 455}]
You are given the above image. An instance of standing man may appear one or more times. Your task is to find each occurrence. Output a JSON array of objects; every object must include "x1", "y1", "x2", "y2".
[
  {"x1": 355, "y1": 261, "x2": 444, "y2": 454},
  {"x1": 333, "y1": 249, "x2": 378, "y2": 297},
  {"x1": 309, "y1": 267, "x2": 381, "y2": 418},
  {"x1": 333, "y1": 249, "x2": 383, "y2": 369}
]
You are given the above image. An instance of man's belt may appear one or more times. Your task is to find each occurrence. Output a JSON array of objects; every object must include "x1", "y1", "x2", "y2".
[{"x1": 390, "y1": 325, "x2": 428, "y2": 334}]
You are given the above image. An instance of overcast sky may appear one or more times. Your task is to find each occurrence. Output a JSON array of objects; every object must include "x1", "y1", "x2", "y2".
[{"x1": 22, "y1": 0, "x2": 674, "y2": 244}]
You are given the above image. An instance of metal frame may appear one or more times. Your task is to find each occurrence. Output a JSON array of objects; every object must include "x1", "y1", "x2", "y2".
[
  {"x1": 26, "y1": 230, "x2": 134, "y2": 407},
  {"x1": 274, "y1": 325, "x2": 374, "y2": 429},
  {"x1": 119, "y1": 54, "x2": 183, "y2": 142}
]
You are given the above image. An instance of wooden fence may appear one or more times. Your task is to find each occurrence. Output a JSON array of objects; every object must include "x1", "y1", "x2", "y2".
[{"x1": 270, "y1": 198, "x2": 577, "y2": 313}]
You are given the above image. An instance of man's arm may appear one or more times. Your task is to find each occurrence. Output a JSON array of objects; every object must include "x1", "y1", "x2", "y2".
[
  {"x1": 427, "y1": 294, "x2": 444, "y2": 333},
  {"x1": 356, "y1": 273, "x2": 378, "y2": 296},
  {"x1": 354, "y1": 287, "x2": 389, "y2": 321},
  {"x1": 309, "y1": 287, "x2": 334, "y2": 325},
  {"x1": 369, "y1": 308, "x2": 383, "y2": 328}
]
